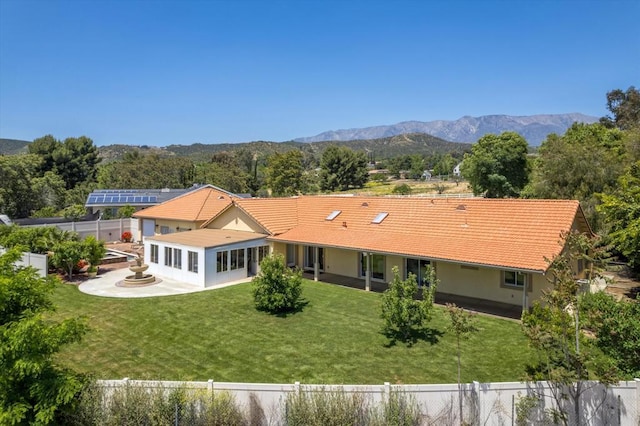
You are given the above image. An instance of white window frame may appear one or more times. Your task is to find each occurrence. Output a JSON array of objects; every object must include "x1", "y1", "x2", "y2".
[{"x1": 188, "y1": 251, "x2": 198, "y2": 273}]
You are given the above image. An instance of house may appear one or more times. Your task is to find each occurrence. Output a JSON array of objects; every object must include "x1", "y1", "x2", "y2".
[
  {"x1": 453, "y1": 162, "x2": 463, "y2": 176},
  {"x1": 85, "y1": 186, "x2": 206, "y2": 218},
  {"x1": 132, "y1": 185, "x2": 592, "y2": 312}
]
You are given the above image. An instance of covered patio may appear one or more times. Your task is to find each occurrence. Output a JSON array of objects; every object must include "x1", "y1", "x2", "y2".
[{"x1": 301, "y1": 271, "x2": 523, "y2": 320}]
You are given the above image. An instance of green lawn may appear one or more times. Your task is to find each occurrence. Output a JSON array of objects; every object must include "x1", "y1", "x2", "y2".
[{"x1": 51, "y1": 280, "x2": 533, "y2": 384}]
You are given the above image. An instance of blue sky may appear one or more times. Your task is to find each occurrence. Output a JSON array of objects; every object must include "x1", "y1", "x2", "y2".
[{"x1": 1, "y1": 0, "x2": 638, "y2": 146}]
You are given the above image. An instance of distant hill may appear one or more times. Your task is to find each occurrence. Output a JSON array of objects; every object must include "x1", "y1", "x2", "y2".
[
  {"x1": 294, "y1": 113, "x2": 599, "y2": 146},
  {"x1": 0, "y1": 138, "x2": 30, "y2": 155},
  {"x1": 97, "y1": 133, "x2": 470, "y2": 162}
]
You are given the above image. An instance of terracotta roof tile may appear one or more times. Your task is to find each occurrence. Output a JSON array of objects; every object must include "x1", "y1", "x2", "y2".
[
  {"x1": 266, "y1": 196, "x2": 585, "y2": 272},
  {"x1": 133, "y1": 185, "x2": 235, "y2": 222},
  {"x1": 232, "y1": 198, "x2": 299, "y2": 234}
]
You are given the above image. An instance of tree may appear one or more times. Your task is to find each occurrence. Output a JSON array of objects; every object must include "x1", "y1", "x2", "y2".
[
  {"x1": 251, "y1": 254, "x2": 303, "y2": 314},
  {"x1": 265, "y1": 150, "x2": 306, "y2": 196},
  {"x1": 0, "y1": 154, "x2": 42, "y2": 218},
  {"x1": 521, "y1": 232, "x2": 618, "y2": 426},
  {"x1": 579, "y1": 291, "x2": 640, "y2": 378},
  {"x1": 524, "y1": 123, "x2": 625, "y2": 230},
  {"x1": 51, "y1": 240, "x2": 85, "y2": 280},
  {"x1": 600, "y1": 86, "x2": 640, "y2": 131},
  {"x1": 116, "y1": 204, "x2": 136, "y2": 218},
  {"x1": 82, "y1": 235, "x2": 106, "y2": 272},
  {"x1": 445, "y1": 303, "x2": 479, "y2": 425},
  {"x1": 0, "y1": 248, "x2": 88, "y2": 424},
  {"x1": 319, "y1": 145, "x2": 369, "y2": 191},
  {"x1": 97, "y1": 153, "x2": 194, "y2": 189},
  {"x1": 380, "y1": 266, "x2": 438, "y2": 345},
  {"x1": 62, "y1": 204, "x2": 88, "y2": 221},
  {"x1": 460, "y1": 131, "x2": 529, "y2": 198},
  {"x1": 596, "y1": 161, "x2": 640, "y2": 272}
]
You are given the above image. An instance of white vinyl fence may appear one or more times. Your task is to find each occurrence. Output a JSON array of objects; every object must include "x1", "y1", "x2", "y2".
[
  {"x1": 0, "y1": 248, "x2": 48, "y2": 277},
  {"x1": 23, "y1": 218, "x2": 138, "y2": 242},
  {"x1": 97, "y1": 378, "x2": 640, "y2": 425}
]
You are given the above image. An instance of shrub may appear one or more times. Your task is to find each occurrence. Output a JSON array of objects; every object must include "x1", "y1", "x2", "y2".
[
  {"x1": 251, "y1": 254, "x2": 303, "y2": 314},
  {"x1": 392, "y1": 184, "x2": 412, "y2": 195},
  {"x1": 284, "y1": 387, "x2": 370, "y2": 426},
  {"x1": 121, "y1": 231, "x2": 132, "y2": 242}
]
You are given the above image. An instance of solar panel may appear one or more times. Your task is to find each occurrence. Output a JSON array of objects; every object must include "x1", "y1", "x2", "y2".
[{"x1": 149, "y1": 196, "x2": 157, "y2": 203}]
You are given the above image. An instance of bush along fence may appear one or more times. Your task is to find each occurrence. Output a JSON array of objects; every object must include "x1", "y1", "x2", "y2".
[
  {"x1": 61, "y1": 379, "x2": 640, "y2": 425},
  {"x1": 23, "y1": 218, "x2": 139, "y2": 243}
]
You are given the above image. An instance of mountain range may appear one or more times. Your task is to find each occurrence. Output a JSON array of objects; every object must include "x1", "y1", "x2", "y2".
[{"x1": 294, "y1": 113, "x2": 599, "y2": 146}]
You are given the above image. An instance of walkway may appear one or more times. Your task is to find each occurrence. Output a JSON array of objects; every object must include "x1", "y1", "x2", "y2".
[{"x1": 78, "y1": 263, "x2": 250, "y2": 298}]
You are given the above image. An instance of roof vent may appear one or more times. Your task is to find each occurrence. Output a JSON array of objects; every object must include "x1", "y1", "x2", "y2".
[
  {"x1": 326, "y1": 210, "x2": 341, "y2": 221},
  {"x1": 456, "y1": 204, "x2": 466, "y2": 211},
  {"x1": 218, "y1": 196, "x2": 225, "y2": 200},
  {"x1": 371, "y1": 212, "x2": 389, "y2": 224},
  {"x1": 361, "y1": 202, "x2": 369, "y2": 207}
]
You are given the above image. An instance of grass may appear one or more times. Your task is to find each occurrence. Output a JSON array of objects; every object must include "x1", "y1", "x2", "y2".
[{"x1": 50, "y1": 280, "x2": 533, "y2": 384}]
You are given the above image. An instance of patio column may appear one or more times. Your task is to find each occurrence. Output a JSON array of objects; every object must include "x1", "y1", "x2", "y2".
[
  {"x1": 521, "y1": 272, "x2": 528, "y2": 314},
  {"x1": 313, "y1": 246, "x2": 319, "y2": 282},
  {"x1": 365, "y1": 252, "x2": 371, "y2": 292}
]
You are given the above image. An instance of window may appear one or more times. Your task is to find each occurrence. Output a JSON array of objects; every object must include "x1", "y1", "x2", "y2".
[
  {"x1": 371, "y1": 212, "x2": 389, "y2": 224},
  {"x1": 217, "y1": 251, "x2": 228, "y2": 273},
  {"x1": 164, "y1": 246, "x2": 172, "y2": 266},
  {"x1": 230, "y1": 249, "x2": 245, "y2": 271},
  {"x1": 504, "y1": 271, "x2": 526, "y2": 287},
  {"x1": 160, "y1": 226, "x2": 170, "y2": 235},
  {"x1": 188, "y1": 251, "x2": 198, "y2": 273},
  {"x1": 303, "y1": 246, "x2": 324, "y2": 270},
  {"x1": 360, "y1": 253, "x2": 385, "y2": 280},
  {"x1": 150, "y1": 244, "x2": 159, "y2": 263},
  {"x1": 173, "y1": 248, "x2": 182, "y2": 269},
  {"x1": 326, "y1": 210, "x2": 341, "y2": 221},
  {"x1": 258, "y1": 246, "x2": 269, "y2": 263},
  {"x1": 406, "y1": 258, "x2": 431, "y2": 287}
]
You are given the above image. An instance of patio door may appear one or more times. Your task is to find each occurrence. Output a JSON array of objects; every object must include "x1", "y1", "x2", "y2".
[
  {"x1": 406, "y1": 258, "x2": 431, "y2": 287},
  {"x1": 303, "y1": 246, "x2": 324, "y2": 271}
]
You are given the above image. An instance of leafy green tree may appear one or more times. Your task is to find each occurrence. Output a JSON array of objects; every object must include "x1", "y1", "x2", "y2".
[
  {"x1": 0, "y1": 226, "x2": 78, "y2": 255},
  {"x1": 0, "y1": 154, "x2": 42, "y2": 218},
  {"x1": 251, "y1": 254, "x2": 303, "y2": 314},
  {"x1": 408, "y1": 154, "x2": 425, "y2": 180},
  {"x1": 31, "y1": 171, "x2": 67, "y2": 213},
  {"x1": 596, "y1": 161, "x2": 640, "y2": 272},
  {"x1": 116, "y1": 204, "x2": 136, "y2": 218},
  {"x1": 433, "y1": 153, "x2": 458, "y2": 176},
  {"x1": 28, "y1": 135, "x2": 100, "y2": 190},
  {"x1": 265, "y1": 150, "x2": 306, "y2": 196},
  {"x1": 62, "y1": 204, "x2": 87, "y2": 221},
  {"x1": 380, "y1": 266, "x2": 438, "y2": 345},
  {"x1": 319, "y1": 145, "x2": 369, "y2": 191},
  {"x1": 521, "y1": 232, "x2": 618, "y2": 426},
  {"x1": 51, "y1": 240, "x2": 85, "y2": 280},
  {"x1": 525, "y1": 123, "x2": 626, "y2": 230},
  {"x1": 0, "y1": 248, "x2": 88, "y2": 424},
  {"x1": 461, "y1": 131, "x2": 529, "y2": 198},
  {"x1": 82, "y1": 235, "x2": 106, "y2": 272},
  {"x1": 392, "y1": 183, "x2": 412, "y2": 195},
  {"x1": 445, "y1": 303, "x2": 479, "y2": 425},
  {"x1": 600, "y1": 86, "x2": 640, "y2": 131},
  {"x1": 579, "y1": 291, "x2": 640, "y2": 378},
  {"x1": 98, "y1": 153, "x2": 194, "y2": 189}
]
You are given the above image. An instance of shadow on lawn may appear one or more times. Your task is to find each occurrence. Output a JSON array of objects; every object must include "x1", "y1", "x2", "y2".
[
  {"x1": 382, "y1": 326, "x2": 444, "y2": 348},
  {"x1": 272, "y1": 299, "x2": 310, "y2": 318}
]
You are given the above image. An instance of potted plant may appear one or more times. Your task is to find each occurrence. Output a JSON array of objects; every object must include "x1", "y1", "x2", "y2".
[
  {"x1": 87, "y1": 265, "x2": 98, "y2": 278},
  {"x1": 121, "y1": 231, "x2": 133, "y2": 243}
]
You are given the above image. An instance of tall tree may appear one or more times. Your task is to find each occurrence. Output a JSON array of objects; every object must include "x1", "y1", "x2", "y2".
[
  {"x1": 319, "y1": 145, "x2": 369, "y2": 191},
  {"x1": 596, "y1": 161, "x2": 640, "y2": 272},
  {"x1": 600, "y1": 86, "x2": 640, "y2": 131},
  {"x1": 460, "y1": 131, "x2": 529, "y2": 198},
  {"x1": 521, "y1": 232, "x2": 618, "y2": 426},
  {"x1": 524, "y1": 123, "x2": 625, "y2": 229},
  {"x1": 0, "y1": 248, "x2": 88, "y2": 424},
  {"x1": 0, "y1": 154, "x2": 42, "y2": 218},
  {"x1": 265, "y1": 150, "x2": 306, "y2": 196},
  {"x1": 98, "y1": 153, "x2": 194, "y2": 189}
]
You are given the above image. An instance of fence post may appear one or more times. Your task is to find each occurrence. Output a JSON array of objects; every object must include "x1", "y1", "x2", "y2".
[
  {"x1": 635, "y1": 378, "x2": 640, "y2": 426},
  {"x1": 120, "y1": 218, "x2": 124, "y2": 241},
  {"x1": 208, "y1": 379, "x2": 214, "y2": 395},
  {"x1": 473, "y1": 381, "x2": 481, "y2": 425},
  {"x1": 384, "y1": 382, "x2": 391, "y2": 403},
  {"x1": 96, "y1": 219, "x2": 100, "y2": 239}
]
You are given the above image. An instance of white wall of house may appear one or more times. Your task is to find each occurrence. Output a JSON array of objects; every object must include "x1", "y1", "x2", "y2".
[{"x1": 145, "y1": 237, "x2": 268, "y2": 288}]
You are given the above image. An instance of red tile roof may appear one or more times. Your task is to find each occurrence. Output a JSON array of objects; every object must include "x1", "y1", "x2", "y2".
[
  {"x1": 231, "y1": 197, "x2": 299, "y2": 234},
  {"x1": 264, "y1": 196, "x2": 587, "y2": 273},
  {"x1": 133, "y1": 185, "x2": 235, "y2": 222}
]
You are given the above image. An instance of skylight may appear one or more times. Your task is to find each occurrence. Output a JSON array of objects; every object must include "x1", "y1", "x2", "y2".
[
  {"x1": 326, "y1": 210, "x2": 342, "y2": 221},
  {"x1": 371, "y1": 212, "x2": 389, "y2": 224}
]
